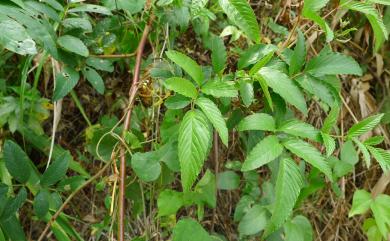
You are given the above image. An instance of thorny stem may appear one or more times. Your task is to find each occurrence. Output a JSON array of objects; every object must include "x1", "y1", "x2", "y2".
[{"x1": 118, "y1": 8, "x2": 154, "y2": 241}]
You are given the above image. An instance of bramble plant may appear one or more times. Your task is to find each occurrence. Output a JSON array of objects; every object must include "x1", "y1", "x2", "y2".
[{"x1": 0, "y1": 0, "x2": 390, "y2": 240}]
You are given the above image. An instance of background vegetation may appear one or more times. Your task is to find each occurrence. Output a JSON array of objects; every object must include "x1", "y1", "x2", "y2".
[{"x1": 0, "y1": 0, "x2": 390, "y2": 240}]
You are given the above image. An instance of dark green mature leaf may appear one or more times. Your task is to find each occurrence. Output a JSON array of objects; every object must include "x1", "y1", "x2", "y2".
[
  {"x1": 1, "y1": 187, "x2": 27, "y2": 221},
  {"x1": 131, "y1": 151, "x2": 161, "y2": 182},
  {"x1": 53, "y1": 67, "x2": 80, "y2": 101},
  {"x1": 24, "y1": 1, "x2": 60, "y2": 21},
  {"x1": 296, "y1": 74, "x2": 336, "y2": 106},
  {"x1": 196, "y1": 97, "x2": 229, "y2": 146},
  {"x1": 347, "y1": 114, "x2": 384, "y2": 138},
  {"x1": 157, "y1": 189, "x2": 183, "y2": 216},
  {"x1": 218, "y1": 0, "x2": 260, "y2": 43},
  {"x1": 68, "y1": 4, "x2": 112, "y2": 15},
  {"x1": 289, "y1": 30, "x2": 306, "y2": 76},
  {"x1": 86, "y1": 57, "x2": 114, "y2": 72},
  {"x1": 166, "y1": 50, "x2": 204, "y2": 85},
  {"x1": 283, "y1": 139, "x2": 333, "y2": 180},
  {"x1": 164, "y1": 77, "x2": 198, "y2": 98},
  {"x1": 178, "y1": 110, "x2": 212, "y2": 191},
  {"x1": 0, "y1": 19, "x2": 37, "y2": 55},
  {"x1": 259, "y1": 67, "x2": 307, "y2": 114},
  {"x1": 208, "y1": 35, "x2": 227, "y2": 73},
  {"x1": 173, "y1": 218, "x2": 212, "y2": 241},
  {"x1": 57, "y1": 35, "x2": 89, "y2": 57},
  {"x1": 62, "y1": 18, "x2": 92, "y2": 33},
  {"x1": 33, "y1": 189, "x2": 50, "y2": 219},
  {"x1": 249, "y1": 52, "x2": 274, "y2": 76},
  {"x1": 41, "y1": 151, "x2": 71, "y2": 187},
  {"x1": 265, "y1": 158, "x2": 304, "y2": 236},
  {"x1": 201, "y1": 81, "x2": 238, "y2": 97},
  {"x1": 278, "y1": 119, "x2": 321, "y2": 141},
  {"x1": 237, "y1": 113, "x2": 275, "y2": 132},
  {"x1": 217, "y1": 171, "x2": 240, "y2": 190},
  {"x1": 306, "y1": 49, "x2": 362, "y2": 77},
  {"x1": 238, "y1": 44, "x2": 277, "y2": 69},
  {"x1": 0, "y1": 215, "x2": 27, "y2": 241},
  {"x1": 3, "y1": 140, "x2": 31, "y2": 183},
  {"x1": 165, "y1": 94, "x2": 191, "y2": 109},
  {"x1": 242, "y1": 135, "x2": 284, "y2": 171},
  {"x1": 82, "y1": 67, "x2": 105, "y2": 94},
  {"x1": 238, "y1": 205, "x2": 268, "y2": 235}
]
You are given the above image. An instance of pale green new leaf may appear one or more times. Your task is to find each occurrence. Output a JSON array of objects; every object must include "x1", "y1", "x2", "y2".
[
  {"x1": 265, "y1": 158, "x2": 304, "y2": 236},
  {"x1": 278, "y1": 119, "x2": 320, "y2": 141},
  {"x1": 349, "y1": 189, "x2": 373, "y2": 217},
  {"x1": 259, "y1": 67, "x2": 307, "y2": 114},
  {"x1": 201, "y1": 81, "x2": 238, "y2": 97},
  {"x1": 367, "y1": 0, "x2": 390, "y2": 4},
  {"x1": 321, "y1": 132, "x2": 336, "y2": 157},
  {"x1": 57, "y1": 35, "x2": 89, "y2": 57},
  {"x1": 322, "y1": 105, "x2": 340, "y2": 133},
  {"x1": 166, "y1": 50, "x2": 204, "y2": 85},
  {"x1": 178, "y1": 110, "x2": 212, "y2": 191},
  {"x1": 237, "y1": 113, "x2": 275, "y2": 132},
  {"x1": 289, "y1": 30, "x2": 306, "y2": 76},
  {"x1": 241, "y1": 135, "x2": 283, "y2": 171},
  {"x1": 172, "y1": 218, "x2": 212, "y2": 241},
  {"x1": 283, "y1": 139, "x2": 333, "y2": 180},
  {"x1": 196, "y1": 97, "x2": 228, "y2": 146},
  {"x1": 370, "y1": 194, "x2": 390, "y2": 238},
  {"x1": 164, "y1": 77, "x2": 198, "y2": 99},
  {"x1": 218, "y1": 0, "x2": 260, "y2": 43},
  {"x1": 347, "y1": 114, "x2": 384, "y2": 138}
]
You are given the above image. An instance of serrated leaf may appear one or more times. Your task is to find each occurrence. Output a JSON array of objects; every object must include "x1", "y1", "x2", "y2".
[
  {"x1": 208, "y1": 35, "x2": 227, "y2": 73},
  {"x1": 238, "y1": 205, "x2": 268, "y2": 235},
  {"x1": 157, "y1": 189, "x2": 183, "y2": 216},
  {"x1": 241, "y1": 135, "x2": 283, "y2": 171},
  {"x1": 306, "y1": 49, "x2": 362, "y2": 76},
  {"x1": 364, "y1": 136, "x2": 384, "y2": 146},
  {"x1": 194, "y1": 170, "x2": 216, "y2": 208},
  {"x1": 259, "y1": 67, "x2": 307, "y2": 114},
  {"x1": 265, "y1": 158, "x2": 304, "y2": 236},
  {"x1": 166, "y1": 50, "x2": 204, "y2": 85},
  {"x1": 131, "y1": 151, "x2": 161, "y2": 182},
  {"x1": 178, "y1": 110, "x2": 212, "y2": 191},
  {"x1": 57, "y1": 35, "x2": 89, "y2": 57},
  {"x1": 353, "y1": 138, "x2": 371, "y2": 167},
  {"x1": 201, "y1": 81, "x2": 237, "y2": 97},
  {"x1": 368, "y1": 147, "x2": 390, "y2": 172},
  {"x1": 283, "y1": 139, "x2": 333, "y2": 180},
  {"x1": 278, "y1": 119, "x2": 321, "y2": 141},
  {"x1": 289, "y1": 30, "x2": 306, "y2": 76},
  {"x1": 321, "y1": 132, "x2": 336, "y2": 157},
  {"x1": 303, "y1": 0, "x2": 334, "y2": 42},
  {"x1": 164, "y1": 77, "x2": 198, "y2": 98},
  {"x1": 349, "y1": 189, "x2": 373, "y2": 217},
  {"x1": 82, "y1": 67, "x2": 105, "y2": 94},
  {"x1": 41, "y1": 151, "x2": 71, "y2": 187},
  {"x1": 238, "y1": 44, "x2": 277, "y2": 69},
  {"x1": 237, "y1": 113, "x2": 275, "y2": 132},
  {"x1": 322, "y1": 105, "x2": 340, "y2": 133},
  {"x1": 53, "y1": 67, "x2": 80, "y2": 101},
  {"x1": 172, "y1": 218, "x2": 212, "y2": 241},
  {"x1": 196, "y1": 97, "x2": 228, "y2": 146},
  {"x1": 370, "y1": 194, "x2": 390, "y2": 238},
  {"x1": 33, "y1": 189, "x2": 50, "y2": 219},
  {"x1": 218, "y1": 0, "x2": 260, "y2": 43},
  {"x1": 68, "y1": 4, "x2": 112, "y2": 15},
  {"x1": 347, "y1": 114, "x2": 384, "y2": 138},
  {"x1": 296, "y1": 74, "x2": 336, "y2": 106},
  {"x1": 3, "y1": 140, "x2": 31, "y2": 183}
]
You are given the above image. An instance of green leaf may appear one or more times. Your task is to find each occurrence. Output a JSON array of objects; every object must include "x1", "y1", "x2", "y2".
[
  {"x1": 353, "y1": 138, "x2": 371, "y2": 167},
  {"x1": 322, "y1": 105, "x2": 340, "y2": 133},
  {"x1": 194, "y1": 170, "x2": 216, "y2": 208},
  {"x1": 209, "y1": 35, "x2": 227, "y2": 73},
  {"x1": 82, "y1": 67, "x2": 105, "y2": 94},
  {"x1": 238, "y1": 44, "x2": 277, "y2": 69},
  {"x1": 1, "y1": 187, "x2": 27, "y2": 221},
  {"x1": 370, "y1": 194, "x2": 390, "y2": 238},
  {"x1": 364, "y1": 136, "x2": 384, "y2": 146},
  {"x1": 178, "y1": 110, "x2": 212, "y2": 191},
  {"x1": 53, "y1": 67, "x2": 80, "y2": 101},
  {"x1": 284, "y1": 215, "x2": 313, "y2": 241},
  {"x1": 296, "y1": 74, "x2": 336, "y2": 106},
  {"x1": 41, "y1": 151, "x2": 71, "y2": 187},
  {"x1": 157, "y1": 189, "x2": 183, "y2": 216},
  {"x1": 347, "y1": 114, "x2": 384, "y2": 138},
  {"x1": 238, "y1": 205, "x2": 268, "y2": 235},
  {"x1": 57, "y1": 35, "x2": 89, "y2": 57},
  {"x1": 248, "y1": 52, "x2": 274, "y2": 76},
  {"x1": 321, "y1": 132, "x2": 336, "y2": 157},
  {"x1": 289, "y1": 30, "x2": 306, "y2": 76},
  {"x1": 283, "y1": 139, "x2": 333, "y2": 180},
  {"x1": 164, "y1": 77, "x2": 198, "y2": 99},
  {"x1": 303, "y1": 0, "x2": 334, "y2": 42},
  {"x1": 367, "y1": 147, "x2": 390, "y2": 172},
  {"x1": 239, "y1": 80, "x2": 254, "y2": 106},
  {"x1": 256, "y1": 75, "x2": 273, "y2": 110},
  {"x1": 131, "y1": 151, "x2": 161, "y2": 182},
  {"x1": 68, "y1": 4, "x2": 112, "y2": 15},
  {"x1": 166, "y1": 50, "x2": 204, "y2": 85},
  {"x1": 217, "y1": 171, "x2": 240, "y2": 190},
  {"x1": 172, "y1": 218, "x2": 212, "y2": 241},
  {"x1": 259, "y1": 67, "x2": 307, "y2": 114},
  {"x1": 340, "y1": 140, "x2": 359, "y2": 165},
  {"x1": 218, "y1": 0, "x2": 260, "y2": 43},
  {"x1": 62, "y1": 18, "x2": 92, "y2": 33},
  {"x1": 305, "y1": 49, "x2": 362, "y2": 76},
  {"x1": 165, "y1": 94, "x2": 191, "y2": 109},
  {"x1": 265, "y1": 158, "x2": 304, "y2": 236},
  {"x1": 3, "y1": 140, "x2": 31, "y2": 183},
  {"x1": 241, "y1": 135, "x2": 283, "y2": 171},
  {"x1": 367, "y1": 0, "x2": 390, "y2": 4},
  {"x1": 86, "y1": 57, "x2": 114, "y2": 72},
  {"x1": 0, "y1": 19, "x2": 37, "y2": 55},
  {"x1": 0, "y1": 215, "x2": 27, "y2": 241},
  {"x1": 196, "y1": 97, "x2": 229, "y2": 146},
  {"x1": 278, "y1": 119, "x2": 320, "y2": 141},
  {"x1": 33, "y1": 189, "x2": 50, "y2": 219},
  {"x1": 237, "y1": 113, "x2": 275, "y2": 132},
  {"x1": 201, "y1": 81, "x2": 238, "y2": 97}
]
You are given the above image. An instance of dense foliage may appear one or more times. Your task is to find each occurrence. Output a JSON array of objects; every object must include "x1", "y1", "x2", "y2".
[{"x1": 0, "y1": 0, "x2": 390, "y2": 240}]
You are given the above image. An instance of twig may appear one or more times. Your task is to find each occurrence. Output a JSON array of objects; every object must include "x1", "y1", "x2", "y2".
[
  {"x1": 211, "y1": 131, "x2": 219, "y2": 231},
  {"x1": 90, "y1": 53, "x2": 136, "y2": 59},
  {"x1": 37, "y1": 160, "x2": 112, "y2": 241},
  {"x1": 117, "y1": 8, "x2": 154, "y2": 241}
]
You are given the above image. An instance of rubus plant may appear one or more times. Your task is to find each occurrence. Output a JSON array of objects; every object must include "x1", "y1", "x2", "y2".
[{"x1": 0, "y1": 0, "x2": 390, "y2": 240}]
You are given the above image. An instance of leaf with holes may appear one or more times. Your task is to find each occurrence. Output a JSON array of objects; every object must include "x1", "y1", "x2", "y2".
[{"x1": 53, "y1": 67, "x2": 80, "y2": 101}]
